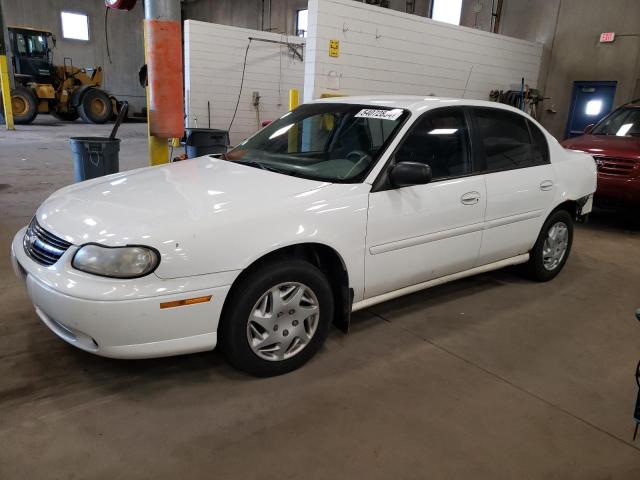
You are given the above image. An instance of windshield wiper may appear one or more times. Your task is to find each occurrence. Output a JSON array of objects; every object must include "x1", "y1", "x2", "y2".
[{"x1": 236, "y1": 160, "x2": 297, "y2": 176}]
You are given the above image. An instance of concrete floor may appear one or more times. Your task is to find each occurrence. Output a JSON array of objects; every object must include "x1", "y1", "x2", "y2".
[{"x1": 1, "y1": 117, "x2": 640, "y2": 479}]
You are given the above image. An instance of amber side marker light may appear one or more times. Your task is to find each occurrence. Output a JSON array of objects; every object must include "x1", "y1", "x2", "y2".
[{"x1": 160, "y1": 295, "x2": 212, "y2": 309}]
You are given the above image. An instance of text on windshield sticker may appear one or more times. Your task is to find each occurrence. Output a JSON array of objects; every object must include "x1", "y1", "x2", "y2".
[{"x1": 354, "y1": 108, "x2": 404, "y2": 121}]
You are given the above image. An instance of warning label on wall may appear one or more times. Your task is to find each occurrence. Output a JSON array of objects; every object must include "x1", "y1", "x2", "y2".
[{"x1": 329, "y1": 39, "x2": 340, "y2": 57}]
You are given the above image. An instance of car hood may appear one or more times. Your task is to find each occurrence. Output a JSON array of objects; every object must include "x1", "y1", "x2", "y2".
[
  {"x1": 561, "y1": 134, "x2": 640, "y2": 159},
  {"x1": 36, "y1": 156, "x2": 333, "y2": 277}
]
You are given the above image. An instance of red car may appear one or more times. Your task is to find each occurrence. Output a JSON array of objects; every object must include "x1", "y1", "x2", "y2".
[{"x1": 562, "y1": 102, "x2": 640, "y2": 208}]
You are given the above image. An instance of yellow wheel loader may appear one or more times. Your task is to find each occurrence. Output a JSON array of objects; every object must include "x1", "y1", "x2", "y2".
[{"x1": 0, "y1": 27, "x2": 117, "y2": 124}]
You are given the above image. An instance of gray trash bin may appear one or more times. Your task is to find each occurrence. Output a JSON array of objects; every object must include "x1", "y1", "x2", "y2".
[{"x1": 69, "y1": 137, "x2": 120, "y2": 182}]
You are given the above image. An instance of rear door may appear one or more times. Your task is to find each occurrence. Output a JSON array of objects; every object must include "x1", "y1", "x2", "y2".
[{"x1": 471, "y1": 107, "x2": 556, "y2": 265}]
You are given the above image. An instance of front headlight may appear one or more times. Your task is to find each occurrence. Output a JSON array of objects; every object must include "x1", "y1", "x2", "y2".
[{"x1": 72, "y1": 244, "x2": 159, "y2": 279}]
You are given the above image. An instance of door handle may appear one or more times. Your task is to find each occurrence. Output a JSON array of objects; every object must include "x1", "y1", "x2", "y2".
[
  {"x1": 540, "y1": 180, "x2": 554, "y2": 191},
  {"x1": 461, "y1": 191, "x2": 480, "y2": 205}
]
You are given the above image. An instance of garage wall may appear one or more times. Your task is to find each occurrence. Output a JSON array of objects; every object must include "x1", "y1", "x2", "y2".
[
  {"x1": 534, "y1": 0, "x2": 640, "y2": 139},
  {"x1": 184, "y1": 20, "x2": 305, "y2": 145},
  {"x1": 182, "y1": 0, "x2": 432, "y2": 35},
  {"x1": 303, "y1": 0, "x2": 543, "y2": 102},
  {"x1": 1, "y1": 0, "x2": 146, "y2": 114}
]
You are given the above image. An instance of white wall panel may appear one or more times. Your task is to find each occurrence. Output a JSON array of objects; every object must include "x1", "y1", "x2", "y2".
[
  {"x1": 304, "y1": 0, "x2": 543, "y2": 102},
  {"x1": 184, "y1": 21, "x2": 305, "y2": 145}
]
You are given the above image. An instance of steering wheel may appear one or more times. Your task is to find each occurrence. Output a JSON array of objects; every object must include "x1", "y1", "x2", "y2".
[
  {"x1": 340, "y1": 150, "x2": 372, "y2": 179},
  {"x1": 346, "y1": 150, "x2": 371, "y2": 163}
]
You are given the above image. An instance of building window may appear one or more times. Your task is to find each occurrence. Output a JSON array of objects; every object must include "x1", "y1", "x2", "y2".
[
  {"x1": 430, "y1": 0, "x2": 462, "y2": 25},
  {"x1": 296, "y1": 9, "x2": 308, "y2": 37},
  {"x1": 61, "y1": 11, "x2": 89, "y2": 41}
]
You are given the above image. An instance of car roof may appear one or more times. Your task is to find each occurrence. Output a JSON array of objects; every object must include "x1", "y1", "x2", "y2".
[{"x1": 311, "y1": 94, "x2": 528, "y2": 115}]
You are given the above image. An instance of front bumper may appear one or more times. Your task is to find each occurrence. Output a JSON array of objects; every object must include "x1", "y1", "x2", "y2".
[{"x1": 11, "y1": 228, "x2": 237, "y2": 359}]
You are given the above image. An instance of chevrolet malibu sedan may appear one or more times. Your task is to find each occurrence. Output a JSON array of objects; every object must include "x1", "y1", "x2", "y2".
[{"x1": 11, "y1": 96, "x2": 597, "y2": 376}]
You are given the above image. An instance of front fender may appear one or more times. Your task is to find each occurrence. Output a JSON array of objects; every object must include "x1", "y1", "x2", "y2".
[{"x1": 154, "y1": 183, "x2": 371, "y2": 303}]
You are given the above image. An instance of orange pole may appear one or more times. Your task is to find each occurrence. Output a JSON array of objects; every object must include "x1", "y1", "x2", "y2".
[{"x1": 144, "y1": 0, "x2": 183, "y2": 164}]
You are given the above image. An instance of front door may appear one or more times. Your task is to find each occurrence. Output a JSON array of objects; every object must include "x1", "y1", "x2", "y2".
[
  {"x1": 565, "y1": 81, "x2": 617, "y2": 138},
  {"x1": 365, "y1": 107, "x2": 485, "y2": 299}
]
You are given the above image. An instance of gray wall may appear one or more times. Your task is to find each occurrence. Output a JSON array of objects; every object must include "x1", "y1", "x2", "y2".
[
  {"x1": 1, "y1": 0, "x2": 146, "y2": 113},
  {"x1": 183, "y1": 0, "x2": 307, "y2": 33},
  {"x1": 183, "y1": 0, "x2": 432, "y2": 33},
  {"x1": 535, "y1": 0, "x2": 640, "y2": 139},
  {"x1": 6, "y1": 0, "x2": 637, "y2": 138},
  {"x1": 460, "y1": 0, "x2": 640, "y2": 139}
]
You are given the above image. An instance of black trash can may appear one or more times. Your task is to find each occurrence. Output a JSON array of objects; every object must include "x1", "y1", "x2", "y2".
[
  {"x1": 69, "y1": 137, "x2": 120, "y2": 182},
  {"x1": 185, "y1": 128, "x2": 229, "y2": 159}
]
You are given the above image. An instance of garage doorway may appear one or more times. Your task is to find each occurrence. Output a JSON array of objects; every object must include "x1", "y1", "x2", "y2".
[{"x1": 565, "y1": 81, "x2": 617, "y2": 138}]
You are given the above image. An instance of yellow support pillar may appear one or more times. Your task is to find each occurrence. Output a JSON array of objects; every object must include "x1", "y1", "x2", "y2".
[
  {"x1": 1, "y1": 1, "x2": 15, "y2": 130},
  {"x1": 288, "y1": 89, "x2": 299, "y2": 153},
  {"x1": 0, "y1": 54, "x2": 14, "y2": 130},
  {"x1": 289, "y1": 88, "x2": 299, "y2": 110}
]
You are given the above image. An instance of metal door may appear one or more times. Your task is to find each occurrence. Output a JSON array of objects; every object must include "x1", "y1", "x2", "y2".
[{"x1": 565, "y1": 81, "x2": 617, "y2": 138}]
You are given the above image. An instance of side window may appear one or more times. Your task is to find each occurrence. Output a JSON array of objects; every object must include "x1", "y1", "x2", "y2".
[
  {"x1": 16, "y1": 33, "x2": 28, "y2": 55},
  {"x1": 395, "y1": 108, "x2": 470, "y2": 180},
  {"x1": 474, "y1": 108, "x2": 539, "y2": 171},
  {"x1": 527, "y1": 120, "x2": 550, "y2": 165}
]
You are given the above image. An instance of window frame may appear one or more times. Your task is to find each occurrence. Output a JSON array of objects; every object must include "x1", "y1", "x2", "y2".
[
  {"x1": 295, "y1": 9, "x2": 308, "y2": 38},
  {"x1": 60, "y1": 11, "x2": 90, "y2": 42},
  {"x1": 372, "y1": 106, "x2": 478, "y2": 192},
  {"x1": 429, "y1": 0, "x2": 463, "y2": 25},
  {"x1": 469, "y1": 107, "x2": 550, "y2": 174}
]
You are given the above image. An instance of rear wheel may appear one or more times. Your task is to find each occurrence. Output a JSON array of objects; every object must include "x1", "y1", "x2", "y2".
[
  {"x1": 526, "y1": 209, "x2": 573, "y2": 281},
  {"x1": 4, "y1": 87, "x2": 39, "y2": 124},
  {"x1": 78, "y1": 89, "x2": 112, "y2": 124},
  {"x1": 220, "y1": 260, "x2": 334, "y2": 376}
]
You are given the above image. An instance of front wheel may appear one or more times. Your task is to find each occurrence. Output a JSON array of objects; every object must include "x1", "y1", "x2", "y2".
[
  {"x1": 220, "y1": 260, "x2": 334, "y2": 376},
  {"x1": 526, "y1": 209, "x2": 574, "y2": 281},
  {"x1": 7, "y1": 87, "x2": 38, "y2": 124}
]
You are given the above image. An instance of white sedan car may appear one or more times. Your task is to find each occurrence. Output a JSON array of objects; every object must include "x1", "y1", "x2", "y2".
[{"x1": 11, "y1": 96, "x2": 596, "y2": 376}]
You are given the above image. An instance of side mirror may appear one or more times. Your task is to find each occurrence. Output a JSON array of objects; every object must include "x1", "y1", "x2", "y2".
[
  {"x1": 389, "y1": 161, "x2": 432, "y2": 188},
  {"x1": 584, "y1": 124, "x2": 595, "y2": 134}
]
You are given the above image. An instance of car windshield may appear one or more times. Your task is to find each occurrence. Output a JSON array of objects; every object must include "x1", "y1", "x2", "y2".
[
  {"x1": 591, "y1": 107, "x2": 640, "y2": 136},
  {"x1": 225, "y1": 103, "x2": 409, "y2": 182}
]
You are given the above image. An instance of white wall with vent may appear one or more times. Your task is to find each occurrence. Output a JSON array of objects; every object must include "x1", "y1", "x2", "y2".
[
  {"x1": 184, "y1": 21, "x2": 305, "y2": 145},
  {"x1": 303, "y1": 0, "x2": 543, "y2": 102}
]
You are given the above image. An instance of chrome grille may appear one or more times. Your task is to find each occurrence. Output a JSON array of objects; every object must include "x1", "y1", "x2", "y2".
[
  {"x1": 594, "y1": 156, "x2": 637, "y2": 177},
  {"x1": 23, "y1": 219, "x2": 72, "y2": 266}
]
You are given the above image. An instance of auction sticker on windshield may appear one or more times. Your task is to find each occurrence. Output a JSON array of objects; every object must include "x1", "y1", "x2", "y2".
[{"x1": 355, "y1": 108, "x2": 404, "y2": 121}]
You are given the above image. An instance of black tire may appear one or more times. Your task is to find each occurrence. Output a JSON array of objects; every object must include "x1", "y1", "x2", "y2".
[
  {"x1": 51, "y1": 110, "x2": 80, "y2": 122},
  {"x1": 8, "y1": 87, "x2": 38, "y2": 124},
  {"x1": 220, "y1": 260, "x2": 334, "y2": 377},
  {"x1": 78, "y1": 88, "x2": 113, "y2": 124},
  {"x1": 526, "y1": 209, "x2": 574, "y2": 281}
]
